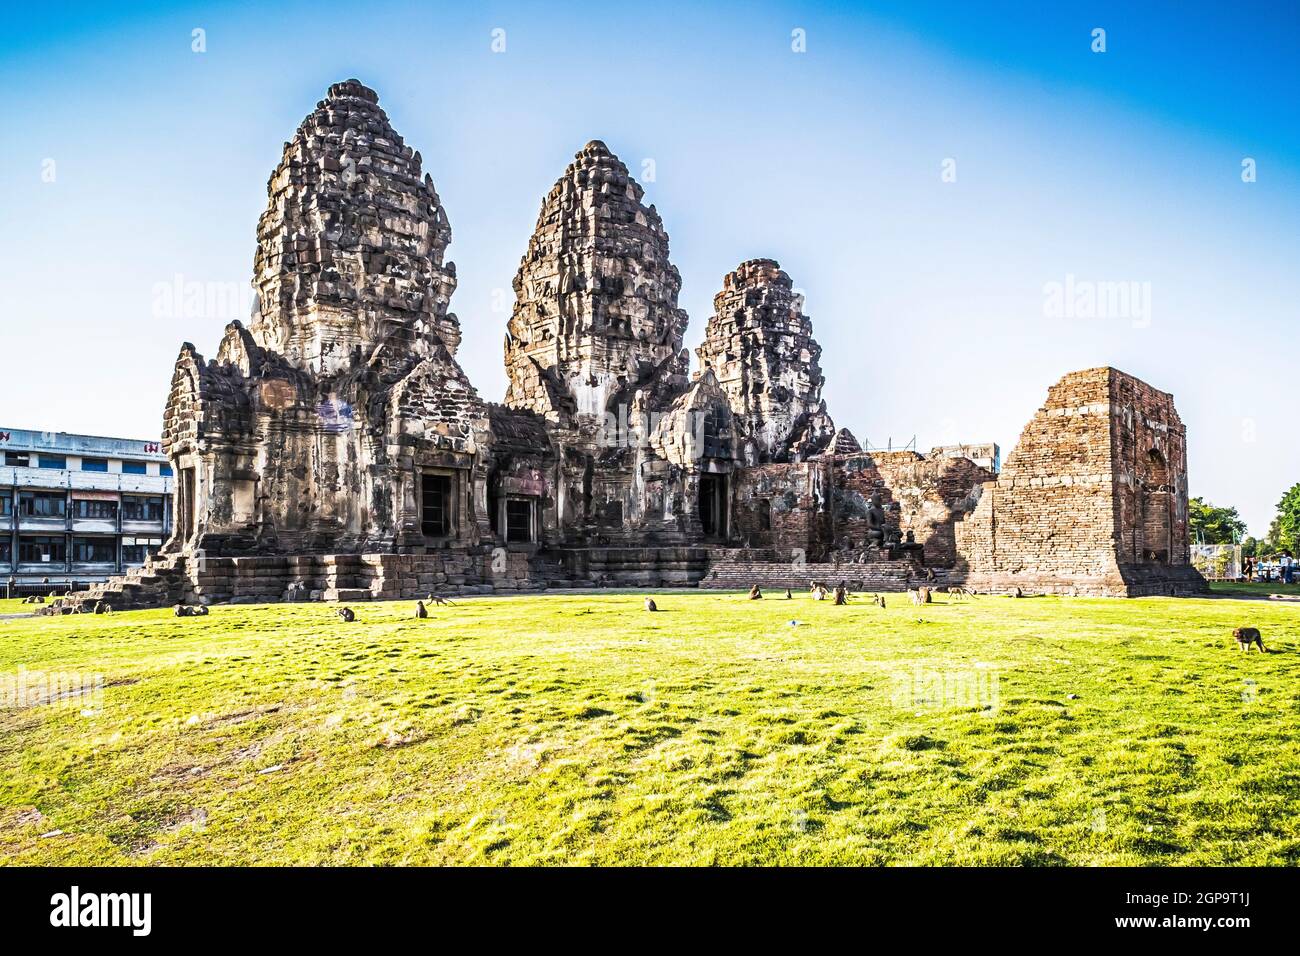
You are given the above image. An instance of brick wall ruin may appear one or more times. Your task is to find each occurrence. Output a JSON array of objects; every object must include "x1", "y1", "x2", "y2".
[
  {"x1": 83, "y1": 79, "x2": 1205, "y2": 607},
  {"x1": 954, "y1": 367, "x2": 1204, "y2": 596}
]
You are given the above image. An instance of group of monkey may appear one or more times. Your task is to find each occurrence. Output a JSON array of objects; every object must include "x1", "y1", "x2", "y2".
[
  {"x1": 29, "y1": 584, "x2": 1275, "y2": 654},
  {"x1": 738, "y1": 582, "x2": 977, "y2": 607},
  {"x1": 333, "y1": 593, "x2": 456, "y2": 623}
]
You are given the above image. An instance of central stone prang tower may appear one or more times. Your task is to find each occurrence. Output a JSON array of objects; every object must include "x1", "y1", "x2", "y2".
[
  {"x1": 696, "y1": 259, "x2": 836, "y2": 464},
  {"x1": 503, "y1": 140, "x2": 691, "y2": 427},
  {"x1": 502, "y1": 139, "x2": 736, "y2": 540}
]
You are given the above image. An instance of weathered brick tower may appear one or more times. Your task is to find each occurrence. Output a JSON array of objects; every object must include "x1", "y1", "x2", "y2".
[{"x1": 954, "y1": 367, "x2": 1204, "y2": 596}]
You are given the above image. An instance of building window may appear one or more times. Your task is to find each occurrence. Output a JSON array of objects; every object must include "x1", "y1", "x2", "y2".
[
  {"x1": 19, "y1": 536, "x2": 66, "y2": 564},
  {"x1": 0, "y1": 540, "x2": 10, "y2": 567},
  {"x1": 160, "y1": 463, "x2": 174, "y2": 477},
  {"x1": 81, "y1": 457, "x2": 109, "y2": 472},
  {"x1": 38, "y1": 454, "x2": 66, "y2": 469},
  {"x1": 505, "y1": 498, "x2": 535, "y2": 543},
  {"x1": 121, "y1": 536, "x2": 163, "y2": 565},
  {"x1": 0, "y1": 493, "x2": 10, "y2": 517},
  {"x1": 19, "y1": 492, "x2": 66, "y2": 518},
  {"x1": 74, "y1": 499, "x2": 118, "y2": 520},
  {"x1": 72, "y1": 537, "x2": 115, "y2": 563},
  {"x1": 4, "y1": 451, "x2": 30, "y2": 467},
  {"x1": 121, "y1": 460, "x2": 148, "y2": 475},
  {"x1": 122, "y1": 496, "x2": 164, "y2": 521},
  {"x1": 421, "y1": 473, "x2": 453, "y2": 538}
]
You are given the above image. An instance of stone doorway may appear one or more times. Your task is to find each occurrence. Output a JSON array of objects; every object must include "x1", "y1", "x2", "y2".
[
  {"x1": 179, "y1": 467, "x2": 196, "y2": 543},
  {"x1": 699, "y1": 474, "x2": 728, "y2": 538},
  {"x1": 1141, "y1": 449, "x2": 1171, "y2": 562},
  {"x1": 421, "y1": 473, "x2": 453, "y2": 539}
]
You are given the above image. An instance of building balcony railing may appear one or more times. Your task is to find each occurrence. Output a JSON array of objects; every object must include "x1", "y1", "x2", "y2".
[{"x1": 0, "y1": 465, "x2": 172, "y2": 494}]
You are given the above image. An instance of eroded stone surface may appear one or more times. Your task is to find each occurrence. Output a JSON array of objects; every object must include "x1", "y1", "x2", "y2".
[
  {"x1": 504, "y1": 140, "x2": 689, "y2": 423},
  {"x1": 697, "y1": 259, "x2": 835, "y2": 464}
]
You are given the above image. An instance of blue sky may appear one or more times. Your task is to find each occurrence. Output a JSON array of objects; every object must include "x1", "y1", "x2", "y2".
[{"x1": 1, "y1": 1, "x2": 1297, "y2": 535}]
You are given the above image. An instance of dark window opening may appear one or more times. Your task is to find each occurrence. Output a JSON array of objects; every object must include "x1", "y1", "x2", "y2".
[
  {"x1": 0, "y1": 540, "x2": 10, "y2": 566},
  {"x1": 81, "y1": 458, "x2": 109, "y2": 472},
  {"x1": 421, "y1": 473, "x2": 453, "y2": 538},
  {"x1": 757, "y1": 498, "x2": 772, "y2": 531},
  {"x1": 505, "y1": 498, "x2": 534, "y2": 543},
  {"x1": 0, "y1": 494, "x2": 10, "y2": 517},
  {"x1": 72, "y1": 537, "x2": 115, "y2": 563},
  {"x1": 122, "y1": 496, "x2": 164, "y2": 521},
  {"x1": 74, "y1": 499, "x2": 118, "y2": 520},
  {"x1": 20, "y1": 492, "x2": 66, "y2": 518},
  {"x1": 19, "y1": 536, "x2": 65, "y2": 564},
  {"x1": 122, "y1": 536, "x2": 163, "y2": 565},
  {"x1": 178, "y1": 468, "x2": 196, "y2": 542},
  {"x1": 699, "y1": 474, "x2": 727, "y2": 538},
  {"x1": 4, "y1": 451, "x2": 30, "y2": 467}
]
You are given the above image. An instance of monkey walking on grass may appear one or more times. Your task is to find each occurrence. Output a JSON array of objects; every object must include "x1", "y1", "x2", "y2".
[
  {"x1": 426, "y1": 593, "x2": 456, "y2": 607},
  {"x1": 1233, "y1": 627, "x2": 1267, "y2": 653}
]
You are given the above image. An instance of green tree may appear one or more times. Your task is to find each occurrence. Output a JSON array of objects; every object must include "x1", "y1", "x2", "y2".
[
  {"x1": 1273, "y1": 483, "x2": 1300, "y2": 553},
  {"x1": 1241, "y1": 536, "x2": 1258, "y2": 558},
  {"x1": 1187, "y1": 496, "x2": 1247, "y2": 544}
]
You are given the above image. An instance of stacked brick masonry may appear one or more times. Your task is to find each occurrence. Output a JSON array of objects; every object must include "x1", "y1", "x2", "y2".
[
  {"x1": 504, "y1": 139, "x2": 689, "y2": 421},
  {"x1": 953, "y1": 367, "x2": 1204, "y2": 595},
  {"x1": 730, "y1": 453, "x2": 991, "y2": 566}
]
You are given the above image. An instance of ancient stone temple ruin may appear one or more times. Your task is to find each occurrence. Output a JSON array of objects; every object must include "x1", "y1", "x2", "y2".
[{"x1": 76, "y1": 80, "x2": 1203, "y2": 608}]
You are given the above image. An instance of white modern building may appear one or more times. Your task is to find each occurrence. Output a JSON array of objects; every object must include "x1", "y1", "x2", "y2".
[{"x1": 1, "y1": 427, "x2": 173, "y2": 592}]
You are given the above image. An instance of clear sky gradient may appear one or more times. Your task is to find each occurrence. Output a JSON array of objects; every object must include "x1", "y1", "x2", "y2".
[{"x1": 1, "y1": 1, "x2": 1296, "y2": 535}]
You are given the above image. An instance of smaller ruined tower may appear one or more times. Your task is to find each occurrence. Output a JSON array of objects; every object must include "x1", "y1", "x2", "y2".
[{"x1": 697, "y1": 259, "x2": 835, "y2": 464}]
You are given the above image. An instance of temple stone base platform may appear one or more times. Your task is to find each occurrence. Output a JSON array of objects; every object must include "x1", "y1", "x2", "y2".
[
  {"x1": 700, "y1": 550, "x2": 939, "y2": 592},
  {"x1": 67, "y1": 545, "x2": 720, "y2": 609}
]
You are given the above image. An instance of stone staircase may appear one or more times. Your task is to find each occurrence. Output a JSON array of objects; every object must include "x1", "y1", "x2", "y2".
[{"x1": 68, "y1": 554, "x2": 195, "y2": 610}]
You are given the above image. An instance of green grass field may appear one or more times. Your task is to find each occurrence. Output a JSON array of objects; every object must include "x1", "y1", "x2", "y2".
[{"x1": 2, "y1": 590, "x2": 1298, "y2": 865}]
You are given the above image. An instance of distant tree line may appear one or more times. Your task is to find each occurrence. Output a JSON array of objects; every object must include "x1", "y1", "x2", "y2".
[{"x1": 1190, "y1": 482, "x2": 1300, "y2": 557}]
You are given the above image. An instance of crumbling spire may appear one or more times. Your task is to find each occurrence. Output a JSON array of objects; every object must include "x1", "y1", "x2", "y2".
[
  {"x1": 250, "y1": 78, "x2": 460, "y2": 374},
  {"x1": 503, "y1": 140, "x2": 690, "y2": 422},
  {"x1": 697, "y1": 258, "x2": 835, "y2": 463}
]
